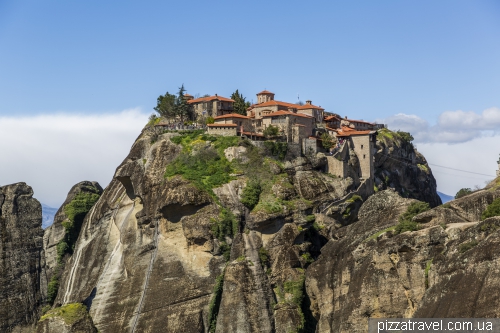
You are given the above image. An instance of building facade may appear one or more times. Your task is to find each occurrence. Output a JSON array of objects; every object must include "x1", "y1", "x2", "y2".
[{"x1": 186, "y1": 94, "x2": 235, "y2": 119}]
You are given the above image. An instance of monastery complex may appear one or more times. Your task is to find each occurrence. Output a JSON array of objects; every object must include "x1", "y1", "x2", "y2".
[{"x1": 161, "y1": 90, "x2": 386, "y2": 187}]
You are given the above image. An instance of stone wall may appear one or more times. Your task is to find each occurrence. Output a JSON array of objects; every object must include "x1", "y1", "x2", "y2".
[
  {"x1": 207, "y1": 126, "x2": 237, "y2": 136},
  {"x1": 326, "y1": 142, "x2": 349, "y2": 178}
]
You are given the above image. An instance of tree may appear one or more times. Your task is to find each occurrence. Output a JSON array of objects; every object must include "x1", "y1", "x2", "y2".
[
  {"x1": 154, "y1": 91, "x2": 176, "y2": 118},
  {"x1": 455, "y1": 188, "x2": 473, "y2": 199},
  {"x1": 173, "y1": 84, "x2": 192, "y2": 122},
  {"x1": 263, "y1": 125, "x2": 280, "y2": 138},
  {"x1": 482, "y1": 198, "x2": 500, "y2": 220},
  {"x1": 231, "y1": 89, "x2": 251, "y2": 115},
  {"x1": 320, "y1": 133, "x2": 337, "y2": 150}
]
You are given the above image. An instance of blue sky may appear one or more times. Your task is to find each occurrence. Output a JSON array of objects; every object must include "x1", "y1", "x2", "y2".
[{"x1": 1, "y1": 1, "x2": 499, "y2": 206}]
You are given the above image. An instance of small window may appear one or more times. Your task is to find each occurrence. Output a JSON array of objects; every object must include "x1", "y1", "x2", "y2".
[
  {"x1": 361, "y1": 144, "x2": 364, "y2": 149},
  {"x1": 363, "y1": 154, "x2": 366, "y2": 159}
]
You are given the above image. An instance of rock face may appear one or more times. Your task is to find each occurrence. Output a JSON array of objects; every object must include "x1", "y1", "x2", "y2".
[
  {"x1": 306, "y1": 184, "x2": 500, "y2": 332},
  {"x1": 42, "y1": 181, "x2": 103, "y2": 301},
  {"x1": 44, "y1": 128, "x2": 441, "y2": 333},
  {"x1": 0, "y1": 183, "x2": 44, "y2": 332},
  {"x1": 53, "y1": 130, "x2": 224, "y2": 332},
  {"x1": 36, "y1": 303, "x2": 97, "y2": 333},
  {"x1": 374, "y1": 130, "x2": 442, "y2": 207}
]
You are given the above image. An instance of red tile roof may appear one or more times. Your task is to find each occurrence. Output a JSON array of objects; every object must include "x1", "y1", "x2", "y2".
[
  {"x1": 257, "y1": 90, "x2": 274, "y2": 95},
  {"x1": 214, "y1": 113, "x2": 250, "y2": 120},
  {"x1": 325, "y1": 115, "x2": 341, "y2": 122},
  {"x1": 250, "y1": 99, "x2": 324, "y2": 110},
  {"x1": 261, "y1": 110, "x2": 314, "y2": 119},
  {"x1": 335, "y1": 126, "x2": 372, "y2": 137},
  {"x1": 187, "y1": 95, "x2": 234, "y2": 104},
  {"x1": 207, "y1": 123, "x2": 237, "y2": 127}
]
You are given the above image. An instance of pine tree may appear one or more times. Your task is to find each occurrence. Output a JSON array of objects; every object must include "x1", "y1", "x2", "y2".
[
  {"x1": 173, "y1": 84, "x2": 192, "y2": 122},
  {"x1": 231, "y1": 89, "x2": 251, "y2": 115}
]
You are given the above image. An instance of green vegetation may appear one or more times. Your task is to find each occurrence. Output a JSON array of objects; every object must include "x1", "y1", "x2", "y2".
[
  {"x1": 320, "y1": 132, "x2": 336, "y2": 150},
  {"x1": 147, "y1": 113, "x2": 161, "y2": 126},
  {"x1": 417, "y1": 164, "x2": 429, "y2": 173},
  {"x1": 219, "y1": 242, "x2": 231, "y2": 262},
  {"x1": 480, "y1": 222, "x2": 499, "y2": 233},
  {"x1": 396, "y1": 131, "x2": 414, "y2": 144},
  {"x1": 455, "y1": 188, "x2": 473, "y2": 199},
  {"x1": 282, "y1": 275, "x2": 306, "y2": 332},
  {"x1": 40, "y1": 303, "x2": 89, "y2": 325},
  {"x1": 459, "y1": 240, "x2": 478, "y2": 253},
  {"x1": 312, "y1": 221, "x2": 324, "y2": 231},
  {"x1": 46, "y1": 274, "x2": 60, "y2": 304},
  {"x1": 211, "y1": 208, "x2": 238, "y2": 241},
  {"x1": 240, "y1": 180, "x2": 262, "y2": 209},
  {"x1": 263, "y1": 125, "x2": 280, "y2": 138},
  {"x1": 231, "y1": 89, "x2": 251, "y2": 115},
  {"x1": 346, "y1": 194, "x2": 362, "y2": 203},
  {"x1": 207, "y1": 273, "x2": 224, "y2": 333},
  {"x1": 301, "y1": 252, "x2": 314, "y2": 264},
  {"x1": 259, "y1": 247, "x2": 270, "y2": 268},
  {"x1": 166, "y1": 132, "x2": 240, "y2": 195},
  {"x1": 481, "y1": 198, "x2": 500, "y2": 220},
  {"x1": 263, "y1": 141, "x2": 288, "y2": 160},
  {"x1": 365, "y1": 226, "x2": 397, "y2": 242},
  {"x1": 395, "y1": 201, "x2": 430, "y2": 234},
  {"x1": 154, "y1": 84, "x2": 193, "y2": 121},
  {"x1": 206, "y1": 116, "x2": 215, "y2": 124},
  {"x1": 305, "y1": 214, "x2": 316, "y2": 223}
]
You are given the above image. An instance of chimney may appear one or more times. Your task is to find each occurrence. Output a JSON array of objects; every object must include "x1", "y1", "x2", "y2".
[
  {"x1": 306, "y1": 100, "x2": 312, "y2": 105},
  {"x1": 215, "y1": 93, "x2": 218, "y2": 97}
]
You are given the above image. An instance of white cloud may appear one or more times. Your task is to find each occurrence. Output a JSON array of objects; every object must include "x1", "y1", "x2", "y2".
[
  {"x1": 0, "y1": 109, "x2": 150, "y2": 207},
  {"x1": 379, "y1": 107, "x2": 500, "y2": 144},
  {"x1": 377, "y1": 107, "x2": 500, "y2": 196}
]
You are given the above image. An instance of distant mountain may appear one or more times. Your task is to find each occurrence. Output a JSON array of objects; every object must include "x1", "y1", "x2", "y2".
[
  {"x1": 41, "y1": 204, "x2": 57, "y2": 229},
  {"x1": 437, "y1": 191, "x2": 453, "y2": 203}
]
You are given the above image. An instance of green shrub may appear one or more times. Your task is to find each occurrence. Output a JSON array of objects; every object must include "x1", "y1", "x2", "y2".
[
  {"x1": 396, "y1": 131, "x2": 414, "y2": 143},
  {"x1": 320, "y1": 133, "x2": 336, "y2": 150},
  {"x1": 210, "y1": 209, "x2": 238, "y2": 241},
  {"x1": 263, "y1": 141, "x2": 288, "y2": 160},
  {"x1": 259, "y1": 247, "x2": 270, "y2": 267},
  {"x1": 56, "y1": 241, "x2": 69, "y2": 264},
  {"x1": 166, "y1": 134, "x2": 239, "y2": 194},
  {"x1": 240, "y1": 180, "x2": 262, "y2": 210},
  {"x1": 455, "y1": 188, "x2": 473, "y2": 199},
  {"x1": 47, "y1": 275, "x2": 59, "y2": 304},
  {"x1": 305, "y1": 214, "x2": 315, "y2": 223},
  {"x1": 459, "y1": 240, "x2": 478, "y2": 253},
  {"x1": 40, "y1": 303, "x2": 89, "y2": 326},
  {"x1": 395, "y1": 201, "x2": 430, "y2": 234},
  {"x1": 263, "y1": 125, "x2": 280, "y2": 138},
  {"x1": 481, "y1": 198, "x2": 500, "y2": 220},
  {"x1": 301, "y1": 252, "x2": 314, "y2": 264},
  {"x1": 219, "y1": 242, "x2": 231, "y2": 262}
]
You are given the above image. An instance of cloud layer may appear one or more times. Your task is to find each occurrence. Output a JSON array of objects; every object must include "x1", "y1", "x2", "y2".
[
  {"x1": 0, "y1": 109, "x2": 149, "y2": 207},
  {"x1": 378, "y1": 107, "x2": 500, "y2": 144}
]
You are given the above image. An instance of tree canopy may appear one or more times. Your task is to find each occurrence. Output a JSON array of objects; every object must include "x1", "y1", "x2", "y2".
[
  {"x1": 231, "y1": 89, "x2": 251, "y2": 115},
  {"x1": 154, "y1": 84, "x2": 193, "y2": 121}
]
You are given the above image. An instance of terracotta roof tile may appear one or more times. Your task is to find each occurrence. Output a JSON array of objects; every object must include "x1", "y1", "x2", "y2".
[
  {"x1": 214, "y1": 113, "x2": 250, "y2": 120},
  {"x1": 335, "y1": 126, "x2": 372, "y2": 137},
  {"x1": 261, "y1": 110, "x2": 315, "y2": 119},
  {"x1": 257, "y1": 90, "x2": 274, "y2": 95}
]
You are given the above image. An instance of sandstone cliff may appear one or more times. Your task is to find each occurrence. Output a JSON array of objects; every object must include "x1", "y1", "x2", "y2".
[
  {"x1": 306, "y1": 181, "x2": 500, "y2": 332},
  {"x1": 42, "y1": 181, "x2": 102, "y2": 305},
  {"x1": 0, "y1": 183, "x2": 44, "y2": 332},
  {"x1": 38, "y1": 124, "x2": 458, "y2": 333},
  {"x1": 374, "y1": 128, "x2": 442, "y2": 207}
]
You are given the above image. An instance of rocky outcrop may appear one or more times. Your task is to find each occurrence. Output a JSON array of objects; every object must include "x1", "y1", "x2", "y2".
[
  {"x1": 306, "y1": 183, "x2": 500, "y2": 332},
  {"x1": 374, "y1": 129, "x2": 442, "y2": 207},
  {"x1": 0, "y1": 183, "x2": 44, "y2": 332},
  {"x1": 53, "y1": 130, "x2": 225, "y2": 332},
  {"x1": 36, "y1": 303, "x2": 97, "y2": 333},
  {"x1": 42, "y1": 181, "x2": 103, "y2": 301}
]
